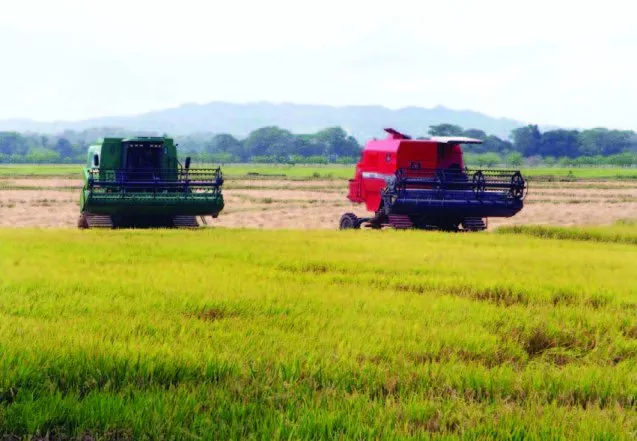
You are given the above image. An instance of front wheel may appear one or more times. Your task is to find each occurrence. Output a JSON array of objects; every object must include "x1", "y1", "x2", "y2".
[{"x1": 339, "y1": 213, "x2": 360, "y2": 230}]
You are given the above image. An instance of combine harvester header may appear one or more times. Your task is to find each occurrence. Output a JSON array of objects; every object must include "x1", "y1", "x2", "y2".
[{"x1": 341, "y1": 128, "x2": 527, "y2": 231}]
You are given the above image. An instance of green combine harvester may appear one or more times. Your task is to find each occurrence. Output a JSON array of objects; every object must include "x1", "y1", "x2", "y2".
[{"x1": 79, "y1": 137, "x2": 224, "y2": 228}]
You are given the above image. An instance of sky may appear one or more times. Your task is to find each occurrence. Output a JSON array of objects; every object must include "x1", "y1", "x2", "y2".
[{"x1": 1, "y1": 0, "x2": 636, "y2": 129}]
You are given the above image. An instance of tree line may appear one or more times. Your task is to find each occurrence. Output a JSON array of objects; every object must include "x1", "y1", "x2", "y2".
[
  {"x1": 427, "y1": 123, "x2": 637, "y2": 167},
  {"x1": 0, "y1": 127, "x2": 361, "y2": 165},
  {"x1": 0, "y1": 124, "x2": 636, "y2": 166}
]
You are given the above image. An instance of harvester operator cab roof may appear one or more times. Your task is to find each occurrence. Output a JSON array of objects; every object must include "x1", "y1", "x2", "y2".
[{"x1": 428, "y1": 136, "x2": 482, "y2": 169}]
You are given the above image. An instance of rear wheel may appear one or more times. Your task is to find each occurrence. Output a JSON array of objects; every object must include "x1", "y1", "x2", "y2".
[{"x1": 339, "y1": 212, "x2": 360, "y2": 230}]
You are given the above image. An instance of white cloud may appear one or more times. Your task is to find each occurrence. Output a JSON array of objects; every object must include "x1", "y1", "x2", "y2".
[{"x1": 1, "y1": 0, "x2": 637, "y2": 129}]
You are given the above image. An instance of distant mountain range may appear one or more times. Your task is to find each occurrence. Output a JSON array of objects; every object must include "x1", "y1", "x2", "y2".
[{"x1": 0, "y1": 102, "x2": 525, "y2": 140}]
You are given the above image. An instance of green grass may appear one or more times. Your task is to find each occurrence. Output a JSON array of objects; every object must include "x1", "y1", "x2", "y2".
[
  {"x1": 0, "y1": 164, "x2": 353, "y2": 180},
  {"x1": 522, "y1": 167, "x2": 637, "y2": 180},
  {"x1": 0, "y1": 228, "x2": 635, "y2": 439},
  {"x1": 497, "y1": 221, "x2": 637, "y2": 245},
  {"x1": 220, "y1": 164, "x2": 354, "y2": 179},
  {"x1": 0, "y1": 164, "x2": 82, "y2": 177},
  {"x1": 2, "y1": 163, "x2": 637, "y2": 181}
]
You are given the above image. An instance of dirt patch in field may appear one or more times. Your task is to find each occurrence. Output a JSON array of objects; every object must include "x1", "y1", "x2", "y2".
[
  {"x1": 488, "y1": 202, "x2": 637, "y2": 228},
  {"x1": 214, "y1": 205, "x2": 369, "y2": 229},
  {"x1": 2, "y1": 178, "x2": 82, "y2": 188},
  {"x1": 1, "y1": 178, "x2": 636, "y2": 229},
  {"x1": 0, "y1": 190, "x2": 79, "y2": 227},
  {"x1": 228, "y1": 179, "x2": 344, "y2": 188},
  {"x1": 530, "y1": 188, "x2": 637, "y2": 198},
  {"x1": 530, "y1": 181, "x2": 637, "y2": 190}
]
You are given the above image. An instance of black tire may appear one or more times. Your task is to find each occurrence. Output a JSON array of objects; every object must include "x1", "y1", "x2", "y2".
[
  {"x1": 339, "y1": 212, "x2": 360, "y2": 230},
  {"x1": 472, "y1": 171, "x2": 486, "y2": 195},
  {"x1": 510, "y1": 171, "x2": 525, "y2": 199}
]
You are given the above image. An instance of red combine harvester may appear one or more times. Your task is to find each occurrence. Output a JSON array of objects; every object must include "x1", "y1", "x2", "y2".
[{"x1": 341, "y1": 128, "x2": 527, "y2": 231}]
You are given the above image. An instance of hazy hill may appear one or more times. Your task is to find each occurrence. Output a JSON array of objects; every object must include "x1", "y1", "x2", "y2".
[{"x1": 0, "y1": 102, "x2": 524, "y2": 140}]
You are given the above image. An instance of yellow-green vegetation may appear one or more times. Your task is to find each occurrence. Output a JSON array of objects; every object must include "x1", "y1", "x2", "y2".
[
  {"x1": 0, "y1": 164, "x2": 355, "y2": 180},
  {"x1": 0, "y1": 228, "x2": 635, "y2": 440},
  {"x1": 522, "y1": 167, "x2": 637, "y2": 180},
  {"x1": 0, "y1": 164, "x2": 82, "y2": 177},
  {"x1": 220, "y1": 164, "x2": 354, "y2": 180},
  {"x1": 498, "y1": 220, "x2": 637, "y2": 245},
  {"x1": 2, "y1": 163, "x2": 637, "y2": 181}
]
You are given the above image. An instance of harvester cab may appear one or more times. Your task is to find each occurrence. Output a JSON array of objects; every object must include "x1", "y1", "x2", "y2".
[
  {"x1": 79, "y1": 137, "x2": 224, "y2": 228},
  {"x1": 340, "y1": 128, "x2": 526, "y2": 231}
]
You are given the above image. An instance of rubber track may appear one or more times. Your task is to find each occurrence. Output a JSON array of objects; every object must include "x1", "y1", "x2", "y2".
[
  {"x1": 388, "y1": 214, "x2": 413, "y2": 229},
  {"x1": 172, "y1": 216, "x2": 199, "y2": 228},
  {"x1": 461, "y1": 217, "x2": 487, "y2": 231},
  {"x1": 80, "y1": 213, "x2": 113, "y2": 228}
]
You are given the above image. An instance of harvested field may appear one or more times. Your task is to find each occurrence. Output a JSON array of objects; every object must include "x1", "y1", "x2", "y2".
[
  {"x1": 0, "y1": 189, "x2": 79, "y2": 227},
  {"x1": 0, "y1": 178, "x2": 81, "y2": 189},
  {"x1": 1, "y1": 176, "x2": 637, "y2": 229}
]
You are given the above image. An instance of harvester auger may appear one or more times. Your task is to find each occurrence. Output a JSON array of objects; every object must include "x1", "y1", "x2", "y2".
[
  {"x1": 340, "y1": 128, "x2": 527, "y2": 231},
  {"x1": 78, "y1": 137, "x2": 224, "y2": 228}
]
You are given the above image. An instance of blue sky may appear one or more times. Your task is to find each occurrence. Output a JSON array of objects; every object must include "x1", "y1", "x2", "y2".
[{"x1": 1, "y1": 0, "x2": 635, "y2": 129}]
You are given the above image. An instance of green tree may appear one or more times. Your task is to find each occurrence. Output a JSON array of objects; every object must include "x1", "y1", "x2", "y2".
[
  {"x1": 474, "y1": 152, "x2": 501, "y2": 167},
  {"x1": 211, "y1": 152, "x2": 236, "y2": 163},
  {"x1": 606, "y1": 152, "x2": 636, "y2": 167},
  {"x1": 292, "y1": 135, "x2": 323, "y2": 158},
  {"x1": 428, "y1": 124, "x2": 464, "y2": 137},
  {"x1": 313, "y1": 127, "x2": 360, "y2": 158},
  {"x1": 578, "y1": 128, "x2": 632, "y2": 156},
  {"x1": 205, "y1": 134, "x2": 241, "y2": 154},
  {"x1": 483, "y1": 135, "x2": 513, "y2": 154},
  {"x1": 540, "y1": 130, "x2": 580, "y2": 157},
  {"x1": 244, "y1": 127, "x2": 295, "y2": 162},
  {"x1": 53, "y1": 137, "x2": 75, "y2": 158},
  {"x1": 462, "y1": 128, "x2": 487, "y2": 140},
  {"x1": 482, "y1": 152, "x2": 501, "y2": 167},
  {"x1": 505, "y1": 152, "x2": 523, "y2": 167},
  {"x1": 543, "y1": 156, "x2": 556, "y2": 166},
  {"x1": 511, "y1": 125, "x2": 542, "y2": 156},
  {"x1": 305, "y1": 155, "x2": 328, "y2": 164},
  {"x1": 0, "y1": 132, "x2": 29, "y2": 155},
  {"x1": 26, "y1": 148, "x2": 61, "y2": 163}
]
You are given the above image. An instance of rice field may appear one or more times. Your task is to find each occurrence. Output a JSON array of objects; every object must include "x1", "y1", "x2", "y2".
[
  {"x1": 497, "y1": 220, "x2": 637, "y2": 245},
  {"x1": 0, "y1": 227, "x2": 635, "y2": 439}
]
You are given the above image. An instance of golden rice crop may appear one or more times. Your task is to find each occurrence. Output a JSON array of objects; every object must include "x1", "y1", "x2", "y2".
[
  {"x1": 0, "y1": 228, "x2": 635, "y2": 440},
  {"x1": 497, "y1": 222, "x2": 637, "y2": 245}
]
